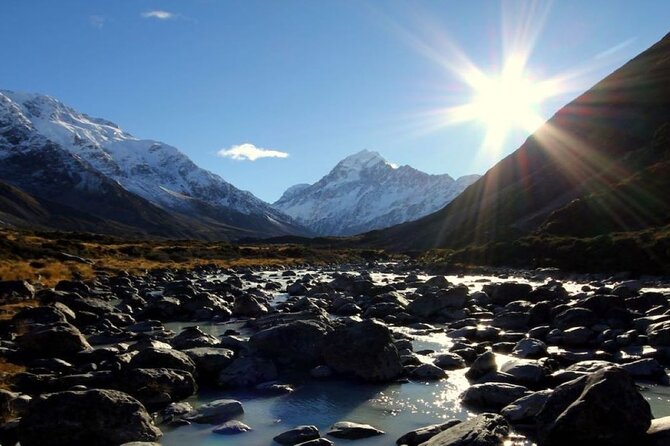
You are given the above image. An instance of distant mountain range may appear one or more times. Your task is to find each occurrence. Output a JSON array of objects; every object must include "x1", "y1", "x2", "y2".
[
  {"x1": 274, "y1": 150, "x2": 479, "y2": 236},
  {"x1": 361, "y1": 32, "x2": 670, "y2": 272},
  {"x1": 0, "y1": 90, "x2": 309, "y2": 240}
]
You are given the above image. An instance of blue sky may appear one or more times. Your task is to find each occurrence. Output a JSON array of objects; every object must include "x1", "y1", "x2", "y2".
[{"x1": 2, "y1": 1, "x2": 670, "y2": 202}]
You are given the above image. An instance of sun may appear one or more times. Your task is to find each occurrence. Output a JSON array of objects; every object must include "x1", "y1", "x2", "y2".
[{"x1": 453, "y1": 55, "x2": 556, "y2": 153}]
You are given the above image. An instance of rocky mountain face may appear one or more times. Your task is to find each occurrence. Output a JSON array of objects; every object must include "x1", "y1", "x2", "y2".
[
  {"x1": 273, "y1": 150, "x2": 480, "y2": 236},
  {"x1": 0, "y1": 90, "x2": 309, "y2": 239},
  {"x1": 361, "y1": 32, "x2": 670, "y2": 255}
]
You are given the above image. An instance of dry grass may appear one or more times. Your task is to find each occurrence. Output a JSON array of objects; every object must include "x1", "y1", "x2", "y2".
[{"x1": 0, "y1": 357, "x2": 25, "y2": 391}]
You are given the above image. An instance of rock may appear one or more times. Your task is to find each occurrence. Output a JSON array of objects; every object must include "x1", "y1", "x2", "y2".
[
  {"x1": 158, "y1": 401, "x2": 193, "y2": 425},
  {"x1": 511, "y1": 338, "x2": 547, "y2": 359},
  {"x1": 185, "y1": 399, "x2": 244, "y2": 424},
  {"x1": 17, "y1": 322, "x2": 92, "y2": 359},
  {"x1": 408, "y1": 288, "x2": 469, "y2": 318},
  {"x1": 322, "y1": 319, "x2": 402, "y2": 382},
  {"x1": 396, "y1": 420, "x2": 461, "y2": 446},
  {"x1": 183, "y1": 347, "x2": 234, "y2": 381},
  {"x1": 621, "y1": 358, "x2": 669, "y2": 383},
  {"x1": 310, "y1": 365, "x2": 333, "y2": 378},
  {"x1": 232, "y1": 294, "x2": 268, "y2": 317},
  {"x1": 537, "y1": 367, "x2": 652, "y2": 446},
  {"x1": 553, "y1": 308, "x2": 597, "y2": 330},
  {"x1": 465, "y1": 351, "x2": 497, "y2": 381},
  {"x1": 483, "y1": 283, "x2": 532, "y2": 305},
  {"x1": 18, "y1": 389, "x2": 161, "y2": 446},
  {"x1": 491, "y1": 312, "x2": 528, "y2": 330},
  {"x1": 170, "y1": 326, "x2": 220, "y2": 349},
  {"x1": 217, "y1": 356, "x2": 277, "y2": 387},
  {"x1": 648, "y1": 320, "x2": 670, "y2": 346},
  {"x1": 647, "y1": 416, "x2": 670, "y2": 445},
  {"x1": 500, "y1": 390, "x2": 551, "y2": 424},
  {"x1": 0, "y1": 280, "x2": 34, "y2": 299},
  {"x1": 327, "y1": 421, "x2": 385, "y2": 439},
  {"x1": 12, "y1": 305, "x2": 70, "y2": 328},
  {"x1": 412, "y1": 363, "x2": 447, "y2": 381},
  {"x1": 128, "y1": 347, "x2": 196, "y2": 374},
  {"x1": 295, "y1": 439, "x2": 334, "y2": 446},
  {"x1": 560, "y1": 326, "x2": 593, "y2": 346},
  {"x1": 419, "y1": 413, "x2": 509, "y2": 446},
  {"x1": 249, "y1": 320, "x2": 330, "y2": 367},
  {"x1": 120, "y1": 368, "x2": 196, "y2": 407},
  {"x1": 274, "y1": 425, "x2": 320, "y2": 445},
  {"x1": 213, "y1": 420, "x2": 252, "y2": 435},
  {"x1": 461, "y1": 383, "x2": 531, "y2": 411},
  {"x1": 433, "y1": 353, "x2": 466, "y2": 370},
  {"x1": 499, "y1": 360, "x2": 547, "y2": 386}
]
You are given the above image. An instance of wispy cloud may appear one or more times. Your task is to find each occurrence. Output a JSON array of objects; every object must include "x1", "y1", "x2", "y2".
[
  {"x1": 217, "y1": 143, "x2": 289, "y2": 161},
  {"x1": 595, "y1": 37, "x2": 637, "y2": 59},
  {"x1": 141, "y1": 10, "x2": 174, "y2": 20},
  {"x1": 89, "y1": 15, "x2": 106, "y2": 29}
]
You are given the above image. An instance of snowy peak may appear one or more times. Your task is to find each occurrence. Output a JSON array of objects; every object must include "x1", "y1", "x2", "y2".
[
  {"x1": 274, "y1": 150, "x2": 480, "y2": 236},
  {"x1": 0, "y1": 90, "x2": 309, "y2": 239}
]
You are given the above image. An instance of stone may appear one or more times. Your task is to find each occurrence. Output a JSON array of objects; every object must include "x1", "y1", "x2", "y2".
[
  {"x1": 185, "y1": 399, "x2": 244, "y2": 424},
  {"x1": 212, "y1": 420, "x2": 252, "y2": 435},
  {"x1": 433, "y1": 353, "x2": 466, "y2": 370},
  {"x1": 128, "y1": 347, "x2": 196, "y2": 374},
  {"x1": 183, "y1": 347, "x2": 235, "y2": 381},
  {"x1": 18, "y1": 389, "x2": 161, "y2": 446},
  {"x1": 408, "y1": 288, "x2": 469, "y2": 318},
  {"x1": 217, "y1": 356, "x2": 277, "y2": 387},
  {"x1": 274, "y1": 425, "x2": 320, "y2": 445},
  {"x1": 418, "y1": 413, "x2": 509, "y2": 446},
  {"x1": 483, "y1": 283, "x2": 532, "y2": 305},
  {"x1": 500, "y1": 390, "x2": 551, "y2": 424},
  {"x1": 322, "y1": 320, "x2": 402, "y2": 382},
  {"x1": 170, "y1": 326, "x2": 220, "y2": 349},
  {"x1": 249, "y1": 320, "x2": 329, "y2": 367},
  {"x1": 511, "y1": 338, "x2": 547, "y2": 359},
  {"x1": 396, "y1": 420, "x2": 461, "y2": 446},
  {"x1": 17, "y1": 322, "x2": 92, "y2": 359},
  {"x1": 412, "y1": 363, "x2": 447, "y2": 381},
  {"x1": 465, "y1": 351, "x2": 497, "y2": 381},
  {"x1": 0, "y1": 280, "x2": 34, "y2": 299},
  {"x1": 461, "y1": 383, "x2": 531, "y2": 411},
  {"x1": 327, "y1": 421, "x2": 384, "y2": 439},
  {"x1": 647, "y1": 416, "x2": 670, "y2": 446},
  {"x1": 120, "y1": 368, "x2": 197, "y2": 407},
  {"x1": 537, "y1": 367, "x2": 652, "y2": 446}
]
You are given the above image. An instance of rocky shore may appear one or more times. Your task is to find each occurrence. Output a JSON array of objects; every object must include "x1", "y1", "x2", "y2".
[{"x1": 0, "y1": 263, "x2": 669, "y2": 445}]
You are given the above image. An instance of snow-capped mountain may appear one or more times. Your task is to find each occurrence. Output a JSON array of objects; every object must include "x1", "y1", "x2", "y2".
[
  {"x1": 0, "y1": 90, "x2": 308, "y2": 239},
  {"x1": 273, "y1": 150, "x2": 480, "y2": 236}
]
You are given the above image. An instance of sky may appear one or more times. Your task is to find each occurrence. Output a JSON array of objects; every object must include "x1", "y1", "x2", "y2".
[{"x1": 2, "y1": 1, "x2": 670, "y2": 202}]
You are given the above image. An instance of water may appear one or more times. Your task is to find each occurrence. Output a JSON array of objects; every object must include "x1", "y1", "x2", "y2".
[{"x1": 160, "y1": 270, "x2": 670, "y2": 445}]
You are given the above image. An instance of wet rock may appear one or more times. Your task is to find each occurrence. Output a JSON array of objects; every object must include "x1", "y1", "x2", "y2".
[
  {"x1": 500, "y1": 390, "x2": 551, "y2": 424},
  {"x1": 295, "y1": 439, "x2": 334, "y2": 446},
  {"x1": 620, "y1": 358, "x2": 669, "y2": 384},
  {"x1": 274, "y1": 425, "x2": 320, "y2": 445},
  {"x1": 158, "y1": 401, "x2": 193, "y2": 425},
  {"x1": 233, "y1": 294, "x2": 268, "y2": 317},
  {"x1": 185, "y1": 399, "x2": 243, "y2": 424},
  {"x1": 461, "y1": 383, "x2": 531, "y2": 411},
  {"x1": 217, "y1": 356, "x2": 277, "y2": 387},
  {"x1": 537, "y1": 367, "x2": 652, "y2": 446},
  {"x1": 412, "y1": 363, "x2": 447, "y2": 381},
  {"x1": 560, "y1": 326, "x2": 593, "y2": 346},
  {"x1": 17, "y1": 322, "x2": 92, "y2": 359},
  {"x1": 327, "y1": 421, "x2": 385, "y2": 439},
  {"x1": 483, "y1": 283, "x2": 532, "y2": 305},
  {"x1": 395, "y1": 420, "x2": 461, "y2": 446},
  {"x1": 433, "y1": 352, "x2": 466, "y2": 370},
  {"x1": 170, "y1": 326, "x2": 220, "y2": 349},
  {"x1": 213, "y1": 420, "x2": 252, "y2": 435},
  {"x1": 511, "y1": 338, "x2": 547, "y2": 359},
  {"x1": 18, "y1": 389, "x2": 161, "y2": 446},
  {"x1": 250, "y1": 320, "x2": 330, "y2": 367},
  {"x1": 419, "y1": 413, "x2": 509, "y2": 446},
  {"x1": 120, "y1": 368, "x2": 196, "y2": 407},
  {"x1": 499, "y1": 360, "x2": 547, "y2": 387},
  {"x1": 183, "y1": 347, "x2": 234, "y2": 381},
  {"x1": 465, "y1": 351, "x2": 497, "y2": 381},
  {"x1": 553, "y1": 308, "x2": 597, "y2": 330},
  {"x1": 408, "y1": 287, "x2": 469, "y2": 318},
  {"x1": 128, "y1": 347, "x2": 196, "y2": 374},
  {"x1": 322, "y1": 319, "x2": 402, "y2": 382},
  {"x1": 491, "y1": 312, "x2": 528, "y2": 330}
]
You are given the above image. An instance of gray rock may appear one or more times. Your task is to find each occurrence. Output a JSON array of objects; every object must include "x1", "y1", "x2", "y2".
[
  {"x1": 396, "y1": 420, "x2": 461, "y2": 446},
  {"x1": 461, "y1": 383, "x2": 531, "y2": 411},
  {"x1": 183, "y1": 347, "x2": 235, "y2": 381},
  {"x1": 465, "y1": 351, "x2": 497, "y2": 381},
  {"x1": 17, "y1": 322, "x2": 92, "y2": 359},
  {"x1": 212, "y1": 420, "x2": 252, "y2": 435},
  {"x1": 217, "y1": 356, "x2": 277, "y2": 387},
  {"x1": 128, "y1": 347, "x2": 196, "y2": 374},
  {"x1": 327, "y1": 421, "x2": 385, "y2": 439},
  {"x1": 185, "y1": 399, "x2": 244, "y2": 424},
  {"x1": 412, "y1": 363, "x2": 447, "y2": 381},
  {"x1": 511, "y1": 338, "x2": 547, "y2": 359},
  {"x1": 418, "y1": 413, "x2": 509, "y2": 445},
  {"x1": 274, "y1": 425, "x2": 320, "y2": 445},
  {"x1": 18, "y1": 389, "x2": 161, "y2": 446},
  {"x1": 433, "y1": 353, "x2": 466, "y2": 370},
  {"x1": 249, "y1": 320, "x2": 330, "y2": 367},
  {"x1": 500, "y1": 390, "x2": 551, "y2": 424}
]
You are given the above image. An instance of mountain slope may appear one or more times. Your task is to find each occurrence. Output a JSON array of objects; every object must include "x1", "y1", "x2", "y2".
[
  {"x1": 0, "y1": 91, "x2": 309, "y2": 239},
  {"x1": 362, "y1": 32, "x2": 670, "y2": 252},
  {"x1": 274, "y1": 150, "x2": 479, "y2": 236}
]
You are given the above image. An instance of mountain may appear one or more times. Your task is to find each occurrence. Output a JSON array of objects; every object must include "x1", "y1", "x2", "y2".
[
  {"x1": 361, "y1": 32, "x2": 670, "y2": 265},
  {"x1": 0, "y1": 90, "x2": 309, "y2": 240},
  {"x1": 273, "y1": 150, "x2": 480, "y2": 236}
]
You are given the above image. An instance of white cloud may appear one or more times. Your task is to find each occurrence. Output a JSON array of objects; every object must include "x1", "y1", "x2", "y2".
[
  {"x1": 89, "y1": 15, "x2": 105, "y2": 29},
  {"x1": 217, "y1": 143, "x2": 289, "y2": 161},
  {"x1": 141, "y1": 10, "x2": 174, "y2": 20}
]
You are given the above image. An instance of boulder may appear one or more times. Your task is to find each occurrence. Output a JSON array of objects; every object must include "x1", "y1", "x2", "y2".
[
  {"x1": 274, "y1": 425, "x2": 320, "y2": 445},
  {"x1": 17, "y1": 322, "x2": 91, "y2": 359},
  {"x1": 183, "y1": 347, "x2": 235, "y2": 381},
  {"x1": 327, "y1": 421, "x2": 384, "y2": 439},
  {"x1": 249, "y1": 320, "x2": 330, "y2": 367},
  {"x1": 396, "y1": 420, "x2": 461, "y2": 446},
  {"x1": 128, "y1": 347, "x2": 196, "y2": 374},
  {"x1": 0, "y1": 280, "x2": 35, "y2": 299},
  {"x1": 408, "y1": 288, "x2": 469, "y2": 318},
  {"x1": 217, "y1": 356, "x2": 277, "y2": 387},
  {"x1": 461, "y1": 383, "x2": 531, "y2": 411},
  {"x1": 433, "y1": 353, "x2": 466, "y2": 370},
  {"x1": 185, "y1": 399, "x2": 243, "y2": 424},
  {"x1": 500, "y1": 390, "x2": 551, "y2": 424},
  {"x1": 322, "y1": 320, "x2": 402, "y2": 382},
  {"x1": 465, "y1": 351, "x2": 497, "y2": 381},
  {"x1": 120, "y1": 368, "x2": 196, "y2": 407},
  {"x1": 483, "y1": 283, "x2": 532, "y2": 305},
  {"x1": 18, "y1": 389, "x2": 161, "y2": 446},
  {"x1": 212, "y1": 420, "x2": 252, "y2": 435},
  {"x1": 412, "y1": 363, "x2": 447, "y2": 381},
  {"x1": 418, "y1": 413, "x2": 509, "y2": 446},
  {"x1": 511, "y1": 338, "x2": 547, "y2": 359},
  {"x1": 170, "y1": 326, "x2": 220, "y2": 349},
  {"x1": 537, "y1": 367, "x2": 652, "y2": 446}
]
